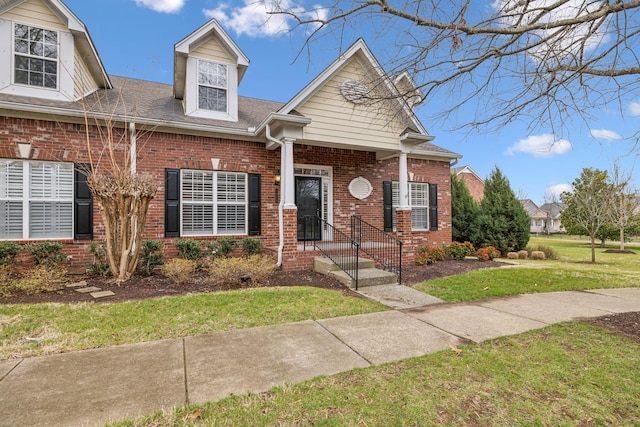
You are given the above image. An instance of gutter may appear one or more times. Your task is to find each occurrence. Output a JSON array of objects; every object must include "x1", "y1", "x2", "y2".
[{"x1": 265, "y1": 124, "x2": 285, "y2": 267}]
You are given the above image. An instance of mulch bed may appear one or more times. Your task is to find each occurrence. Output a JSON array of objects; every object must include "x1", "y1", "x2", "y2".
[{"x1": 1, "y1": 259, "x2": 638, "y2": 342}]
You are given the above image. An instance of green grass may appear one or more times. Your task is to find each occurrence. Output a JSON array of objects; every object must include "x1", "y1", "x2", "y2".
[
  {"x1": 413, "y1": 236, "x2": 640, "y2": 302},
  {"x1": 0, "y1": 287, "x2": 386, "y2": 360},
  {"x1": 110, "y1": 323, "x2": 640, "y2": 426}
]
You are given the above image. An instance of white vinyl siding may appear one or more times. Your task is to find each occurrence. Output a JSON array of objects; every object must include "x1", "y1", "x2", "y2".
[
  {"x1": 180, "y1": 170, "x2": 246, "y2": 236},
  {"x1": 391, "y1": 181, "x2": 429, "y2": 230},
  {"x1": 0, "y1": 159, "x2": 73, "y2": 240}
]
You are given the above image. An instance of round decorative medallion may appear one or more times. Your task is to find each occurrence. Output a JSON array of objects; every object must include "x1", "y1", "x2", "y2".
[
  {"x1": 348, "y1": 177, "x2": 373, "y2": 200},
  {"x1": 340, "y1": 79, "x2": 370, "y2": 104}
]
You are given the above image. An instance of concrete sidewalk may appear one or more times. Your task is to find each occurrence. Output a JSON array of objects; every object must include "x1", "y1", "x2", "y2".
[{"x1": 1, "y1": 287, "x2": 639, "y2": 427}]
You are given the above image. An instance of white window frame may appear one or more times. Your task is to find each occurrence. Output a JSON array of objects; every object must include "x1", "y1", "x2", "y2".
[
  {"x1": 197, "y1": 60, "x2": 227, "y2": 113},
  {"x1": 13, "y1": 23, "x2": 58, "y2": 90},
  {"x1": 391, "y1": 181, "x2": 429, "y2": 231},
  {"x1": 0, "y1": 159, "x2": 74, "y2": 240},
  {"x1": 183, "y1": 56, "x2": 239, "y2": 121},
  {"x1": 0, "y1": 20, "x2": 75, "y2": 101},
  {"x1": 180, "y1": 169, "x2": 247, "y2": 236}
]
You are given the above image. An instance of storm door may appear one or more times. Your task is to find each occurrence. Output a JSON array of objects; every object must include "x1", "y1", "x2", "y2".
[{"x1": 295, "y1": 176, "x2": 321, "y2": 241}]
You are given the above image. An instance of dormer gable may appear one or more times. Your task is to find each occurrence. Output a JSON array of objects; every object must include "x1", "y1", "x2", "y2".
[
  {"x1": 174, "y1": 19, "x2": 249, "y2": 122},
  {"x1": 0, "y1": 0, "x2": 111, "y2": 102},
  {"x1": 393, "y1": 71, "x2": 423, "y2": 109}
]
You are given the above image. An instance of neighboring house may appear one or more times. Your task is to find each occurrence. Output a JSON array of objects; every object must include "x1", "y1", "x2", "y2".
[
  {"x1": 452, "y1": 165, "x2": 484, "y2": 202},
  {"x1": 529, "y1": 202, "x2": 565, "y2": 234},
  {"x1": 520, "y1": 199, "x2": 539, "y2": 232},
  {"x1": 0, "y1": 0, "x2": 461, "y2": 271}
]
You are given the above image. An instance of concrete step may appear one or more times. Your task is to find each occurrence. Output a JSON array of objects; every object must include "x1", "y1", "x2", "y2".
[
  {"x1": 328, "y1": 267, "x2": 398, "y2": 289},
  {"x1": 313, "y1": 256, "x2": 375, "y2": 275}
]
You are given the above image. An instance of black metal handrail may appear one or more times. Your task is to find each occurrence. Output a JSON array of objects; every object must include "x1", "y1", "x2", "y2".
[
  {"x1": 302, "y1": 215, "x2": 361, "y2": 289},
  {"x1": 351, "y1": 215, "x2": 403, "y2": 285}
]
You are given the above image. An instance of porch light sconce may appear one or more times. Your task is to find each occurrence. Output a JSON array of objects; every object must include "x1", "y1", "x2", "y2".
[
  {"x1": 17, "y1": 143, "x2": 32, "y2": 159},
  {"x1": 274, "y1": 174, "x2": 281, "y2": 202}
]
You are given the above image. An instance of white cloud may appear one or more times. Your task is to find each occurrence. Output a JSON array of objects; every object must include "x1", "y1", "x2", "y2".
[
  {"x1": 132, "y1": 0, "x2": 184, "y2": 13},
  {"x1": 547, "y1": 183, "x2": 572, "y2": 196},
  {"x1": 590, "y1": 128, "x2": 622, "y2": 141},
  {"x1": 629, "y1": 102, "x2": 640, "y2": 117},
  {"x1": 203, "y1": 0, "x2": 327, "y2": 37},
  {"x1": 505, "y1": 134, "x2": 572, "y2": 157}
]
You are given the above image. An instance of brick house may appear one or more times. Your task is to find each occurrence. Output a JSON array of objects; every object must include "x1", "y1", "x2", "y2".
[
  {"x1": 0, "y1": 0, "x2": 461, "y2": 273},
  {"x1": 453, "y1": 165, "x2": 484, "y2": 203}
]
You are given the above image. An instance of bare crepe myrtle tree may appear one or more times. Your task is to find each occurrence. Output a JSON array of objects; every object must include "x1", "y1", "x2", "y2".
[
  {"x1": 272, "y1": 0, "x2": 640, "y2": 138},
  {"x1": 80, "y1": 94, "x2": 157, "y2": 284},
  {"x1": 607, "y1": 162, "x2": 640, "y2": 250}
]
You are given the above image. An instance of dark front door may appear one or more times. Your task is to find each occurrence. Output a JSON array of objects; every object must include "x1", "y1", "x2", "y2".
[{"x1": 296, "y1": 176, "x2": 321, "y2": 241}]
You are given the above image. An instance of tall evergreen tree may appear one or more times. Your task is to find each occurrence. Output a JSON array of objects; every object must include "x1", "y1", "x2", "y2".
[
  {"x1": 476, "y1": 167, "x2": 530, "y2": 254},
  {"x1": 451, "y1": 173, "x2": 480, "y2": 244}
]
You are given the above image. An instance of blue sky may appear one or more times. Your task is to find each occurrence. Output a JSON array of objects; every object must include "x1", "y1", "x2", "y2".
[{"x1": 63, "y1": 0, "x2": 639, "y2": 205}]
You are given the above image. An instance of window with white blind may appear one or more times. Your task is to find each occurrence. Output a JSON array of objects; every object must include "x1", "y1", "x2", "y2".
[
  {"x1": 0, "y1": 159, "x2": 73, "y2": 239},
  {"x1": 181, "y1": 170, "x2": 246, "y2": 235},
  {"x1": 391, "y1": 181, "x2": 429, "y2": 230}
]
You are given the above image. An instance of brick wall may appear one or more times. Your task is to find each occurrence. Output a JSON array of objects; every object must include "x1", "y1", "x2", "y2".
[
  {"x1": 458, "y1": 171, "x2": 484, "y2": 203},
  {"x1": 1, "y1": 116, "x2": 453, "y2": 271}
]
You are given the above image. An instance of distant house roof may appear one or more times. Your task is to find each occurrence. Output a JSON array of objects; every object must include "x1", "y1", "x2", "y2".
[
  {"x1": 453, "y1": 165, "x2": 483, "y2": 182},
  {"x1": 520, "y1": 199, "x2": 539, "y2": 216}
]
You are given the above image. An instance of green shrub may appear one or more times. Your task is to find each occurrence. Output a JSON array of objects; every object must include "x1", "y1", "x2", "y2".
[
  {"x1": 241, "y1": 237, "x2": 262, "y2": 256},
  {"x1": 213, "y1": 237, "x2": 237, "y2": 257},
  {"x1": 25, "y1": 241, "x2": 66, "y2": 267},
  {"x1": 526, "y1": 244, "x2": 558, "y2": 260},
  {"x1": 476, "y1": 246, "x2": 501, "y2": 261},
  {"x1": 87, "y1": 242, "x2": 111, "y2": 276},
  {"x1": 161, "y1": 258, "x2": 197, "y2": 285},
  {"x1": 205, "y1": 254, "x2": 276, "y2": 288},
  {"x1": 139, "y1": 239, "x2": 164, "y2": 276},
  {"x1": 0, "y1": 241, "x2": 22, "y2": 267},
  {"x1": 444, "y1": 241, "x2": 476, "y2": 260},
  {"x1": 415, "y1": 246, "x2": 446, "y2": 266},
  {"x1": 13, "y1": 265, "x2": 67, "y2": 295},
  {"x1": 175, "y1": 238, "x2": 204, "y2": 261}
]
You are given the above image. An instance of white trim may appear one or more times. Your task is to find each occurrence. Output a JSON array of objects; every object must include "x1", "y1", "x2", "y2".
[{"x1": 184, "y1": 56, "x2": 238, "y2": 121}]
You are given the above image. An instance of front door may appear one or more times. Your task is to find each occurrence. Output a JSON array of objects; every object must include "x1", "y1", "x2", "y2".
[{"x1": 296, "y1": 176, "x2": 321, "y2": 241}]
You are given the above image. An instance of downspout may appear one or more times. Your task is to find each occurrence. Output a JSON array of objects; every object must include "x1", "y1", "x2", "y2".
[
  {"x1": 265, "y1": 124, "x2": 285, "y2": 267},
  {"x1": 450, "y1": 158, "x2": 459, "y2": 167}
]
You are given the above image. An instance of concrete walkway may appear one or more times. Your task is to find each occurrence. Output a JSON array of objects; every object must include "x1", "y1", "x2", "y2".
[{"x1": 1, "y1": 287, "x2": 639, "y2": 427}]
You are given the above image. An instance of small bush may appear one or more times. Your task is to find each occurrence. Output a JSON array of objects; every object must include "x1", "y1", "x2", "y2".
[
  {"x1": 415, "y1": 246, "x2": 446, "y2": 266},
  {"x1": 526, "y1": 244, "x2": 558, "y2": 260},
  {"x1": 87, "y1": 242, "x2": 111, "y2": 276},
  {"x1": 161, "y1": 258, "x2": 197, "y2": 285},
  {"x1": 531, "y1": 250, "x2": 546, "y2": 260},
  {"x1": 518, "y1": 250, "x2": 529, "y2": 259},
  {"x1": 0, "y1": 241, "x2": 22, "y2": 267},
  {"x1": 175, "y1": 239, "x2": 204, "y2": 261},
  {"x1": 507, "y1": 252, "x2": 519, "y2": 259},
  {"x1": 0, "y1": 265, "x2": 18, "y2": 297},
  {"x1": 477, "y1": 246, "x2": 501, "y2": 261},
  {"x1": 139, "y1": 239, "x2": 164, "y2": 276},
  {"x1": 205, "y1": 255, "x2": 277, "y2": 288},
  {"x1": 444, "y1": 241, "x2": 476, "y2": 260},
  {"x1": 241, "y1": 237, "x2": 262, "y2": 256},
  {"x1": 213, "y1": 237, "x2": 237, "y2": 257},
  {"x1": 26, "y1": 241, "x2": 66, "y2": 267},
  {"x1": 13, "y1": 265, "x2": 67, "y2": 295}
]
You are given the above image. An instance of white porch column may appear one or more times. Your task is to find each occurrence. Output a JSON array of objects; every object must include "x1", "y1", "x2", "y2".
[
  {"x1": 398, "y1": 151, "x2": 409, "y2": 209},
  {"x1": 283, "y1": 137, "x2": 296, "y2": 208}
]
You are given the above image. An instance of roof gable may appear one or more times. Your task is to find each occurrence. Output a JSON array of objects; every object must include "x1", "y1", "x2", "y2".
[
  {"x1": 279, "y1": 39, "x2": 427, "y2": 136},
  {"x1": 1, "y1": 0, "x2": 110, "y2": 88},
  {"x1": 173, "y1": 19, "x2": 249, "y2": 100}
]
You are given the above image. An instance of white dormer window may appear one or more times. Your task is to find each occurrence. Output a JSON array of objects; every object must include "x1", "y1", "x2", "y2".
[
  {"x1": 198, "y1": 60, "x2": 227, "y2": 112},
  {"x1": 14, "y1": 24, "x2": 58, "y2": 89}
]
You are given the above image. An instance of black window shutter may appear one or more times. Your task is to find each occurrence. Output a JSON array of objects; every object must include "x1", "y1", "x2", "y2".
[
  {"x1": 248, "y1": 173, "x2": 261, "y2": 236},
  {"x1": 165, "y1": 169, "x2": 180, "y2": 237},
  {"x1": 74, "y1": 163, "x2": 93, "y2": 240},
  {"x1": 429, "y1": 183, "x2": 438, "y2": 231},
  {"x1": 383, "y1": 181, "x2": 393, "y2": 232}
]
